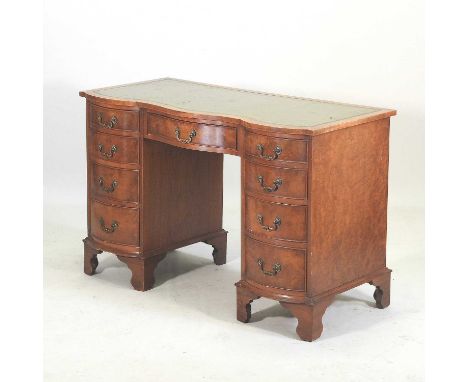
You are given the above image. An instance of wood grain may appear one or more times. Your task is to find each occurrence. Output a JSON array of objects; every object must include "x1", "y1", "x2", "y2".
[
  {"x1": 245, "y1": 160, "x2": 307, "y2": 200},
  {"x1": 141, "y1": 139, "x2": 224, "y2": 254},
  {"x1": 280, "y1": 297, "x2": 334, "y2": 342},
  {"x1": 117, "y1": 254, "x2": 167, "y2": 291},
  {"x1": 245, "y1": 132, "x2": 308, "y2": 164},
  {"x1": 90, "y1": 131, "x2": 139, "y2": 165},
  {"x1": 147, "y1": 112, "x2": 237, "y2": 151},
  {"x1": 245, "y1": 196, "x2": 307, "y2": 242},
  {"x1": 91, "y1": 163, "x2": 139, "y2": 204},
  {"x1": 308, "y1": 118, "x2": 390, "y2": 295},
  {"x1": 90, "y1": 103, "x2": 139, "y2": 132},
  {"x1": 245, "y1": 237, "x2": 306, "y2": 291},
  {"x1": 90, "y1": 200, "x2": 139, "y2": 246}
]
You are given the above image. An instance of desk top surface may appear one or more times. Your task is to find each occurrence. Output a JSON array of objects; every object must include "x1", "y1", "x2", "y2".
[{"x1": 81, "y1": 78, "x2": 395, "y2": 132}]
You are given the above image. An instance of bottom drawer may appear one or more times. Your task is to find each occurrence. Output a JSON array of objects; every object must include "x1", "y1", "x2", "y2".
[
  {"x1": 90, "y1": 200, "x2": 139, "y2": 246},
  {"x1": 245, "y1": 237, "x2": 305, "y2": 291}
]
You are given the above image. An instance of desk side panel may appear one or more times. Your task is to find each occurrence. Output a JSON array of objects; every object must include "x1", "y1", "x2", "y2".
[{"x1": 308, "y1": 118, "x2": 390, "y2": 296}]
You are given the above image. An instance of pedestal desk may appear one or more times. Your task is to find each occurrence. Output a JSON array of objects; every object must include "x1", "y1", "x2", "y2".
[{"x1": 80, "y1": 78, "x2": 396, "y2": 341}]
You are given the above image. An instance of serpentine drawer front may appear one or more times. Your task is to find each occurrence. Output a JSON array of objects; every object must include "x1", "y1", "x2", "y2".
[
  {"x1": 245, "y1": 237, "x2": 306, "y2": 291},
  {"x1": 90, "y1": 131, "x2": 139, "y2": 165},
  {"x1": 80, "y1": 78, "x2": 396, "y2": 341},
  {"x1": 90, "y1": 200, "x2": 139, "y2": 246},
  {"x1": 147, "y1": 113, "x2": 237, "y2": 150},
  {"x1": 90, "y1": 104, "x2": 139, "y2": 132},
  {"x1": 244, "y1": 161, "x2": 308, "y2": 200},
  {"x1": 91, "y1": 163, "x2": 139, "y2": 204},
  {"x1": 245, "y1": 133, "x2": 308, "y2": 164},
  {"x1": 245, "y1": 196, "x2": 308, "y2": 242}
]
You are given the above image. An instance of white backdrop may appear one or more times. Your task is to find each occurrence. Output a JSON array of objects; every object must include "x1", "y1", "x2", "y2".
[
  {"x1": 44, "y1": 0, "x2": 424, "y2": 210},
  {"x1": 44, "y1": 2, "x2": 424, "y2": 380}
]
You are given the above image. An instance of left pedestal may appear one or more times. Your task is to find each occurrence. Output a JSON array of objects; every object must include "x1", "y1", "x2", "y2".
[
  {"x1": 84, "y1": 100, "x2": 148, "y2": 290},
  {"x1": 82, "y1": 99, "x2": 228, "y2": 291}
]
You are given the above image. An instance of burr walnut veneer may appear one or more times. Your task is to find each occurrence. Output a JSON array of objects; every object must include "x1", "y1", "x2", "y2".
[{"x1": 80, "y1": 78, "x2": 396, "y2": 341}]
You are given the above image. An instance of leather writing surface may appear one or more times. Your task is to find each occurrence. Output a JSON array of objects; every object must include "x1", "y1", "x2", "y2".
[{"x1": 85, "y1": 78, "x2": 386, "y2": 129}]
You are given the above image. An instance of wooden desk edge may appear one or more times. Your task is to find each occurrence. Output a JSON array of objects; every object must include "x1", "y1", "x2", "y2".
[{"x1": 79, "y1": 91, "x2": 397, "y2": 137}]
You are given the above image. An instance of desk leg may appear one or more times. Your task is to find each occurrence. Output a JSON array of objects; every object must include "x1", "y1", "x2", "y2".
[
  {"x1": 204, "y1": 230, "x2": 227, "y2": 265},
  {"x1": 370, "y1": 272, "x2": 391, "y2": 309},
  {"x1": 236, "y1": 284, "x2": 260, "y2": 323},
  {"x1": 117, "y1": 254, "x2": 167, "y2": 291},
  {"x1": 280, "y1": 297, "x2": 334, "y2": 342},
  {"x1": 83, "y1": 237, "x2": 102, "y2": 276}
]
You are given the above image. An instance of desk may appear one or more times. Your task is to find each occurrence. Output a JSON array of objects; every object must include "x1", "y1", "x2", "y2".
[{"x1": 80, "y1": 78, "x2": 396, "y2": 341}]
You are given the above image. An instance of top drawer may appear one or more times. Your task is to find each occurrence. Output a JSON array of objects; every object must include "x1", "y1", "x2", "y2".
[
  {"x1": 90, "y1": 104, "x2": 139, "y2": 132},
  {"x1": 245, "y1": 132, "x2": 308, "y2": 164},
  {"x1": 147, "y1": 113, "x2": 237, "y2": 151}
]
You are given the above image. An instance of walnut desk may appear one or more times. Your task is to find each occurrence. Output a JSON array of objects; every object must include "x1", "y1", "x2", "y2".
[{"x1": 79, "y1": 78, "x2": 396, "y2": 341}]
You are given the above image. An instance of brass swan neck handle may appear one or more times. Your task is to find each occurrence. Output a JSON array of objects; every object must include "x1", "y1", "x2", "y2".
[
  {"x1": 98, "y1": 144, "x2": 118, "y2": 159},
  {"x1": 257, "y1": 258, "x2": 282, "y2": 276},
  {"x1": 99, "y1": 217, "x2": 119, "y2": 233},
  {"x1": 256, "y1": 144, "x2": 282, "y2": 160},
  {"x1": 97, "y1": 113, "x2": 118, "y2": 129},
  {"x1": 256, "y1": 214, "x2": 281, "y2": 231},
  {"x1": 98, "y1": 177, "x2": 118, "y2": 193},
  {"x1": 175, "y1": 127, "x2": 196, "y2": 144},
  {"x1": 257, "y1": 176, "x2": 283, "y2": 192}
]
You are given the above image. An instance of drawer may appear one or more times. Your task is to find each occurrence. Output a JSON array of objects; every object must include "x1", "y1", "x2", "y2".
[
  {"x1": 90, "y1": 200, "x2": 139, "y2": 246},
  {"x1": 91, "y1": 163, "x2": 139, "y2": 203},
  {"x1": 90, "y1": 131, "x2": 139, "y2": 165},
  {"x1": 245, "y1": 132, "x2": 308, "y2": 164},
  {"x1": 245, "y1": 196, "x2": 307, "y2": 242},
  {"x1": 245, "y1": 237, "x2": 305, "y2": 291},
  {"x1": 90, "y1": 104, "x2": 139, "y2": 132},
  {"x1": 147, "y1": 113, "x2": 237, "y2": 150},
  {"x1": 245, "y1": 161, "x2": 307, "y2": 199}
]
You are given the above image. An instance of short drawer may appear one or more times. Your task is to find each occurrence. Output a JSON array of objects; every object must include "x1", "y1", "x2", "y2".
[
  {"x1": 90, "y1": 200, "x2": 139, "y2": 246},
  {"x1": 245, "y1": 161, "x2": 307, "y2": 199},
  {"x1": 91, "y1": 163, "x2": 139, "y2": 203},
  {"x1": 90, "y1": 131, "x2": 139, "y2": 165},
  {"x1": 245, "y1": 237, "x2": 305, "y2": 291},
  {"x1": 245, "y1": 196, "x2": 307, "y2": 242},
  {"x1": 147, "y1": 113, "x2": 237, "y2": 150},
  {"x1": 90, "y1": 104, "x2": 139, "y2": 132},
  {"x1": 245, "y1": 132, "x2": 308, "y2": 164}
]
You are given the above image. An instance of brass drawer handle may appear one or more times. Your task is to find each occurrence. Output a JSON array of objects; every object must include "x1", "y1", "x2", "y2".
[
  {"x1": 257, "y1": 214, "x2": 281, "y2": 231},
  {"x1": 98, "y1": 177, "x2": 118, "y2": 193},
  {"x1": 257, "y1": 176, "x2": 283, "y2": 192},
  {"x1": 257, "y1": 258, "x2": 282, "y2": 276},
  {"x1": 98, "y1": 144, "x2": 118, "y2": 159},
  {"x1": 256, "y1": 144, "x2": 282, "y2": 160},
  {"x1": 97, "y1": 113, "x2": 118, "y2": 129},
  {"x1": 175, "y1": 127, "x2": 196, "y2": 144},
  {"x1": 99, "y1": 217, "x2": 119, "y2": 233}
]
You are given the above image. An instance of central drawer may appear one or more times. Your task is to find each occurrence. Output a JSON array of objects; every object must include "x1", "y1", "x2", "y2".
[
  {"x1": 245, "y1": 237, "x2": 306, "y2": 291},
  {"x1": 245, "y1": 196, "x2": 307, "y2": 242},
  {"x1": 147, "y1": 113, "x2": 237, "y2": 150},
  {"x1": 90, "y1": 200, "x2": 139, "y2": 246}
]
